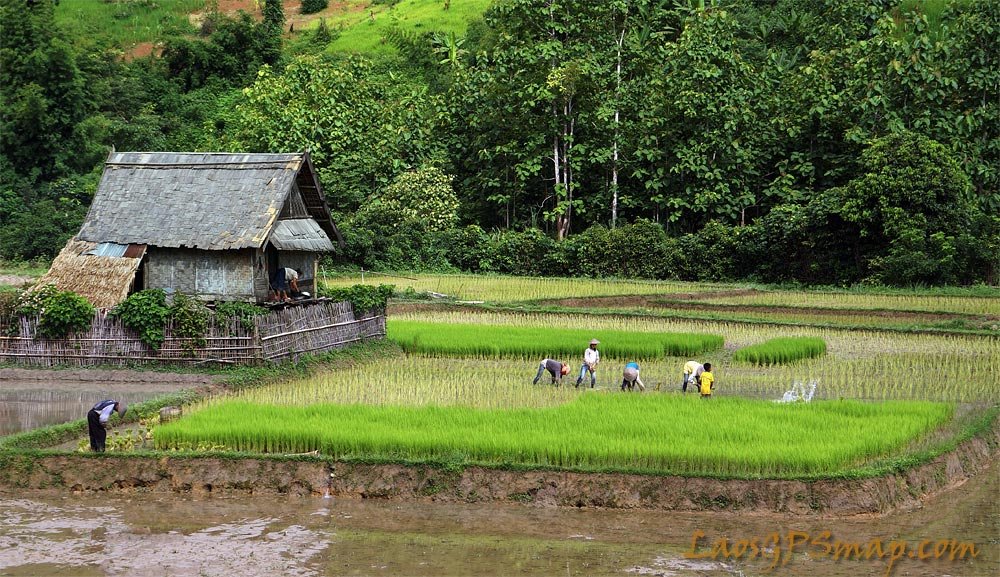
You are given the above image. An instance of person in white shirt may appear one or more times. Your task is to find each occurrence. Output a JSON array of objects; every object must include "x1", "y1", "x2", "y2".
[
  {"x1": 87, "y1": 399, "x2": 126, "y2": 452},
  {"x1": 575, "y1": 338, "x2": 601, "y2": 388},
  {"x1": 682, "y1": 360, "x2": 704, "y2": 393},
  {"x1": 271, "y1": 267, "x2": 302, "y2": 302}
]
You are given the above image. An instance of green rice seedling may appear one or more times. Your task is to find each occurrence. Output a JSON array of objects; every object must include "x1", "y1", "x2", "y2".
[
  {"x1": 218, "y1": 356, "x2": 582, "y2": 410},
  {"x1": 155, "y1": 394, "x2": 954, "y2": 478},
  {"x1": 392, "y1": 310, "x2": 999, "y2": 403},
  {"x1": 733, "y1": 337, "x2": 827, "y2": 365},
  {"x1": 388, "y1": 320, "x2": 723, "y2": 359}
]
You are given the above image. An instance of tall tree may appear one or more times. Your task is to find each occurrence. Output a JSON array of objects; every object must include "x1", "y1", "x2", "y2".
[
  {"x1": 221, "y1": 54, "x2": 441, "y2": 214},
  {"x1": 450, "y1": 0, "x2": 614, "y2": 237},
  {"x1": 639, "y1": 7, "x2": 780, "y2": 227},
  {"x1": 0, "y1": 0, "x2": 86, "y2": 178}
]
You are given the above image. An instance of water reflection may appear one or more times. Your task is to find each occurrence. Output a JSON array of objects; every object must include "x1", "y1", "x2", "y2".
[{"x1": 0, "y1": 385, "x2": 185, "y2": 435}]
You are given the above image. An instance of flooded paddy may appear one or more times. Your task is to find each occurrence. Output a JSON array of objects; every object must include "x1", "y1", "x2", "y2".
[
  {"x1": 2, "y1": 379, "x2": 996, "y2": 577},
  {"x1": 0, "y1": 369, "x2": 219, "y2": 436},
  {"x1": 1, "y1": 459, "x2": 996, "y2": 577}
]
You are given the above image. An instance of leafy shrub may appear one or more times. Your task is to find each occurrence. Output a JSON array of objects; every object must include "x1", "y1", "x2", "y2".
[
  {"x1": 14, "y1": 284, "x2": 94, "y2": 339},
  {"x1": 832, "y1": 132, "x2": 976, "y2": 286},
  {"x1": 301, "y1": 0, "x2": 329, "y2": 15},
  {"x1": 111, "y1": 289, "x2": 171, "y2": 350},
  {"x1": 35, "y1": 289, "x2": 95, "y2": 339},
  {"x1": 0, "y1": 290, "x2": 19, "y2": 336},
  {"x1": 319, "y1": 284, "x2": 394, "y2": 314},
  {"x1": 483, "y1": 229, "x2": 559, "y2": 276},
  {"x1": 436, "y1": 225, "x2": 491, "y2": 272},
  {"x1": 562, "y1": 225, "x2": 612, "y2": 277},
  {"x1": 340, "y1": 213, "x2": 453, "y2": 272},
  {"x1": 562, "y1": 220, "x2": 678, "y2": 279},
  {"x1": 170, "y1": 293, "x2": 210, "y2": 354},
  {"x1": 215, "y1": 301, "x2": 268, "y2": 331},
  {"x1": 360, "y1": 165, "x2": 460, "y2": 232},
  {"x1": 675, "y1": 221, "x2": 742, "y2": 281}
]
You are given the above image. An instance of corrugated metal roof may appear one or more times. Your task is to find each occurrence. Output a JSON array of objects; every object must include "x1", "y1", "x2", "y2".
[
  {"x1": 80, "y1": 242, "x2": 147, "y2": 258},
  {"x1": 83, "y1": 242, "x2": 130, "y2": 257},
  {"x1": 76, "y1": 152, "x2": 335, "y2": 251},
  {"x1": 268, "y1": 219, "x2": 336, "y2": 252}
]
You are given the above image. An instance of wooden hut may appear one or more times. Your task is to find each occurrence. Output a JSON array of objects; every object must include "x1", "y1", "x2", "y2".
[{"x1": 38, "y1": 152, "x2": 341, "y2": 308}]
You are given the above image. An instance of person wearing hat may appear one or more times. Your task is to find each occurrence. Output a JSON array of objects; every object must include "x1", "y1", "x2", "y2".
[
  {"x1": 621, "y1": 361, "x2": 645, "y2": 392},
  {"x1": 576, "y1": 338, "x2": 601, "y2": 388},
  {"x1": 87, "y1": 399, "x2": 126, "y2": 452},
  {"x1": 533, "y1": 359, "x2": 570, "y2": 385}
]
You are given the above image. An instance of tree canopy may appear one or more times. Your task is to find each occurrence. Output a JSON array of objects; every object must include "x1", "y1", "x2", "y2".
[{"x1": 1, "y1": 0, "x2": 997, "y2": 286}]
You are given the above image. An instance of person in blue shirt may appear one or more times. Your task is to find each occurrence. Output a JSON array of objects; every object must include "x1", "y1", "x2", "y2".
[
  {"x1": 87, "y1": 399, "x2": 126, "y2": 452},
  {"x1": 621, "y1": 362, "x2": 645, "y2": 392}
]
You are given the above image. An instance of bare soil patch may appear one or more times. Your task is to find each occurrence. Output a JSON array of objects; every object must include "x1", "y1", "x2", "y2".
[
  {"x1": 0, "y1": 274, "x2": 34, "y2": 288},
  {"x1": 0, "y1": 367, "x2": 221, "y2": 390},
  {"x1": 192, "y1": 0, "x2": 364, "y2": 34}
]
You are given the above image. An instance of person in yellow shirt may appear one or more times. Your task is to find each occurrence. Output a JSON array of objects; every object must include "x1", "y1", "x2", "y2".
[{"x1": 699, "y1": 363, "x2": 715, "y2": 398}]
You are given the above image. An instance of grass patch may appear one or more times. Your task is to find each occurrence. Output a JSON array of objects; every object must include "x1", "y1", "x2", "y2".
[
  {"x1": 320, "y1": 0, "x2": 490, "y2": 54},
  {"x1": 389, "y1": 319, "x2": 723, "y2": 359},
  {"x1": 54, "y1": 0, "x2": 202, "y2": 49},
  {"x1": 154, "y1": 395, "x2": 955, "y2": 478}
]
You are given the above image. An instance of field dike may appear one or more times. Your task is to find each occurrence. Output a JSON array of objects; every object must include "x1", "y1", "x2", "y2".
[{"x1": 2, "y1": 416, "x2": 997, "y2": 516}]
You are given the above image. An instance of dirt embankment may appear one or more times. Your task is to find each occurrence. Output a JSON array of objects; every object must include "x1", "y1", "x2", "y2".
[{"x1": 4, "y1": 419, "x2": 997, "y2": 516}]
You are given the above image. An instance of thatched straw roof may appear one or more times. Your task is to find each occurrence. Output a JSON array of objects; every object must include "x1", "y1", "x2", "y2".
[
  {"x1": 77, "y1": 152, "x2": 340, "y2": 250},
  {"x1": 34, "y1": 240, "x2": 145, "y2": 309}
]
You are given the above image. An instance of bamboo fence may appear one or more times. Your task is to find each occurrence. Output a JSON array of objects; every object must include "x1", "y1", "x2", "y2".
[{"x1": 0, "y1": 301, "x2": 385, "y2": 367}]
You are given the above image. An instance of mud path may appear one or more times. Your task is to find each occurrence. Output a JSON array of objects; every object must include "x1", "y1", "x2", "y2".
[{"x1": 0, "y1": 367, "x2": 221, "y2": 389}]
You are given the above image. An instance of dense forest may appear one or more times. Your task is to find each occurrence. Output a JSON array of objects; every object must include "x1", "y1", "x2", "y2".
[{"x1": 1, "y1": 0, "x2": 997, "y2": 286}]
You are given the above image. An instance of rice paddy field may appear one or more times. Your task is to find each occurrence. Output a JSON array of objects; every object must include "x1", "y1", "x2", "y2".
[
  {"x1": 156, "y1": 274, "x2": 999, "y2": 479},
  {"x1": 155, "y1": 395, "x2": 953, "y2": 478},
  {"x1": 323, "y1": 273, "x2": 1000, "y2": 333},
  {"x1": 320, "y1": 273, "x2": 719, "y2": 302}
]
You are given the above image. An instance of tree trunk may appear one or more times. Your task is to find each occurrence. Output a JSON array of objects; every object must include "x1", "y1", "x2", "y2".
[{"x1": 611, "y1": 26, "x2": 625, "y2": 229}]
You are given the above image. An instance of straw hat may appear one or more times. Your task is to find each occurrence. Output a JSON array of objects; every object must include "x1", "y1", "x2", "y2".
[
  {"x1": 589, "y1": 338, "x2": 600, "y2": 345},
  {"x1": 116, "y1": 401, "x2": 128, "y2": 418}
]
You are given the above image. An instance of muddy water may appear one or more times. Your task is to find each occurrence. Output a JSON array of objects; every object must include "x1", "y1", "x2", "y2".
[
  {"x1": 0, "y1": 369, "x2": 217, "y2": 436},
  {"x1": 0, "y1": 384, "x2": 187, "y2": 436},
  {"x1": 1, "y1": 460, "x2": 996, "y2": 577}
]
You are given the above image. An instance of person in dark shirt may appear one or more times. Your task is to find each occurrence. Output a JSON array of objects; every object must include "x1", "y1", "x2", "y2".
[
  {"x1": 87, "y1": 399, "x2": 126, "y2": 452},
  {"x1": 533, "y1": 359, "x2": 570, "y2": 385}
]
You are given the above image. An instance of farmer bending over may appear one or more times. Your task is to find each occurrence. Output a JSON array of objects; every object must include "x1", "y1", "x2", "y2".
[
  {"x1": 622, "y1": 362, "x2": 645, "y2": 392},
  {"x1": 533, "y1": 359, "x2": 570, "y2": 385},
  {"x1": 87, "y1": 399, "x2": 126, "y2": 452},
  {"x1": 680, "y1": 360, "x2": 704, "y2": 393}
]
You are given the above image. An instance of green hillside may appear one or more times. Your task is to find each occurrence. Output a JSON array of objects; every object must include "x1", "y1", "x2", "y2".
[{"x1": 322, "y1": 0, "x2": 491, "y2": 54}]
